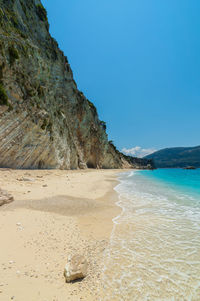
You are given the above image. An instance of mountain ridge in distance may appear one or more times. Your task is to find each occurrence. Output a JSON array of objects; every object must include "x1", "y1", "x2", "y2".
[{"x1": 145, "y1": 145, "x2": 200, "y2": 168}]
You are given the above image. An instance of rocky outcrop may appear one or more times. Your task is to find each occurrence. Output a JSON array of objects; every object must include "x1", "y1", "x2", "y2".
[
  {"x1": 0, "y1": 188, "x2": 14, "y2": 206},
  {"x1": 123, "y1": 155, "x2": 155, "y2": 169},
  {"x1": 0, "y1": 0, "x2": 152, "y2": 170},
  {"x1": 64, "y1": 255, "x2": 88, "y2": 283}
]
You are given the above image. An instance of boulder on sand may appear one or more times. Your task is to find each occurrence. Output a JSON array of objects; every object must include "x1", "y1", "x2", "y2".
[
  {"x1": 64, "y1": 255, "x2": 88, "y2": 283},
  {"x1": 0, "y1": 189, "x2": 14, "y2": 206}
]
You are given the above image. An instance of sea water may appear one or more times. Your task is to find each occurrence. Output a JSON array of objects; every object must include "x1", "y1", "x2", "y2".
[{"x1": 102, "y1": 169, "x2": 200, "y2": 301}]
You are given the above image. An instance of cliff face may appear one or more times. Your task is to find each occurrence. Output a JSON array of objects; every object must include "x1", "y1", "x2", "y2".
[{"x1": 0, "y1": 0, "x2": 151, "y2": 170}]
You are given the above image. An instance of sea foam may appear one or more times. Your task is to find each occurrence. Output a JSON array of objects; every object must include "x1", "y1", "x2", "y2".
[{"x1": 102, "y1": 169, "x2": 200, "y2": 300}]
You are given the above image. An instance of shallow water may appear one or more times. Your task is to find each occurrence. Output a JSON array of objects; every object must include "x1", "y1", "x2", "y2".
[{"x1": 102, "y1": 169, "x2": 200, "y2": 300}]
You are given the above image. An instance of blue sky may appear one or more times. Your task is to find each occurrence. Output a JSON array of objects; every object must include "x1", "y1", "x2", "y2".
[{"x1": 42, "y1": 0, "x2": 200, "y2": 157}]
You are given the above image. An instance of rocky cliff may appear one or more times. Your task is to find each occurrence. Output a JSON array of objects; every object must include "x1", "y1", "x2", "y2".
[
  {"x1": 123, "y1": 155, "x2": 155, "y2": 170},
  {"x1": 0, "y1": 0, "x2": 152, "y2": 170}
]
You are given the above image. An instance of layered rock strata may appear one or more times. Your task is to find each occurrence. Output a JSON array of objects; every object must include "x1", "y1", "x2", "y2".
[{"x1": 0, "y1": 0, "x2": 153, "y2": 170}]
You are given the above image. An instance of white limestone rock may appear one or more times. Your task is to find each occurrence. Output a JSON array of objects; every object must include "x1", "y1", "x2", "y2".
[
  {"x1": 64, "y1": 255, "x2": 88, "y2": 283},
  {"x1": 0, "y1": 189, "x2": 14, "y2": 206},
  {"x1": 17, "y1": 177, "x2": 35, "y2": 182}
]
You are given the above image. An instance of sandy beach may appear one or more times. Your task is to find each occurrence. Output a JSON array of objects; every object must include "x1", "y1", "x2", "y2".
[{"x1": 0, "y1": 168, "x2": 122, "y2": 301}]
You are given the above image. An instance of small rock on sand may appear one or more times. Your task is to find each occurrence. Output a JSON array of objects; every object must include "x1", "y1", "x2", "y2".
[
  {"x1": 0, "y1": 189, "x2": 14, "y2": 206},
  {"x1": 64, "y1": 255, "x2": 88, "y2": 283},
  {"x1": 17, "y1": 177, "x2": 35, "y2": 182}
]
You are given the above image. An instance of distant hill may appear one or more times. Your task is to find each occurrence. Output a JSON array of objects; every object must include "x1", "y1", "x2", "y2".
[{"x1": 145, "y1": 146, "x2": 200, "y2": 168}]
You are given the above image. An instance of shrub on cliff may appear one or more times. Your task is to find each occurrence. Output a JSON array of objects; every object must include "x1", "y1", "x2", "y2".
[
  {"x1": 36, "y1": 4, "x2": 47, "y2": 22},
  {"x1": 87, "y1": 99, "x2": 97, "y2": 114},
  {"x1": 9, "y1": 46, "x2": 19, "y2": 65},
  {"x1": 0, "y1": 84, "x2": 8, "y2": 106},
  {"x1": 41, "y1": 118, "x2": 48, "y2": 130},
  {"x1": 100, "y1": 120, "x2": 107, "y2": 130}
]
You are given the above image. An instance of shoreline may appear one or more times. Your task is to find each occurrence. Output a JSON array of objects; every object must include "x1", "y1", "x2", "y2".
[{"x1": 0, "y1": 168, "x2": 125, "y2": 300}]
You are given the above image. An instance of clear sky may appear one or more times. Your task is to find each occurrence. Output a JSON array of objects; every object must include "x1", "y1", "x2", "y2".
[{"x1": 42, "y1": 0, "x2": 200, "y2": 157}]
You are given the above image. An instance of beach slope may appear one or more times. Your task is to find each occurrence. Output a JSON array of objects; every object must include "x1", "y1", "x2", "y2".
[{"x1": 0, "y1": 169, "x2": 121, "y2": 301}]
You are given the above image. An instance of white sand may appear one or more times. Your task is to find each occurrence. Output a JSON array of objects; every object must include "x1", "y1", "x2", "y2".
[{"x1": 0, "y1": 169, "x2": 122, "y2": 301}]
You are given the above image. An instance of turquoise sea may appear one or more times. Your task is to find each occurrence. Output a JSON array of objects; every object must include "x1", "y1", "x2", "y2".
[{"x1": 102, "y1": 169, "x2": 200, "y2": 300}]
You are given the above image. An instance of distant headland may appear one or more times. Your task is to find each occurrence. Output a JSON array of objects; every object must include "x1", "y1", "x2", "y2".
[{"x1": 145, "y1": 145, "x2": 200, "y2": 168}]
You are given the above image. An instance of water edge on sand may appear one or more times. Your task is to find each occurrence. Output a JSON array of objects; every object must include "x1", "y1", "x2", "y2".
[{"x1": 102, "y1": 169, "x2": 200, "y2": 300}]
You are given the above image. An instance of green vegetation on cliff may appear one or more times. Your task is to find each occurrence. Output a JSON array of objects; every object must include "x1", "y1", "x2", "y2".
[
  {"x1": 0, "y1": 83, "x2": 8, "y2": 105},
  {"x1": 36, "y1": 4, "x2": 48, "y2": 22},
  {"x1": 8, "y1": 45, "x2": 19, "y2": 65}
]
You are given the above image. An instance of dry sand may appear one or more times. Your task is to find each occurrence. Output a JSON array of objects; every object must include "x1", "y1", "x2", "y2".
[{"x1": 0, "y1": 168, "x2": 123, "y2": 301}]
